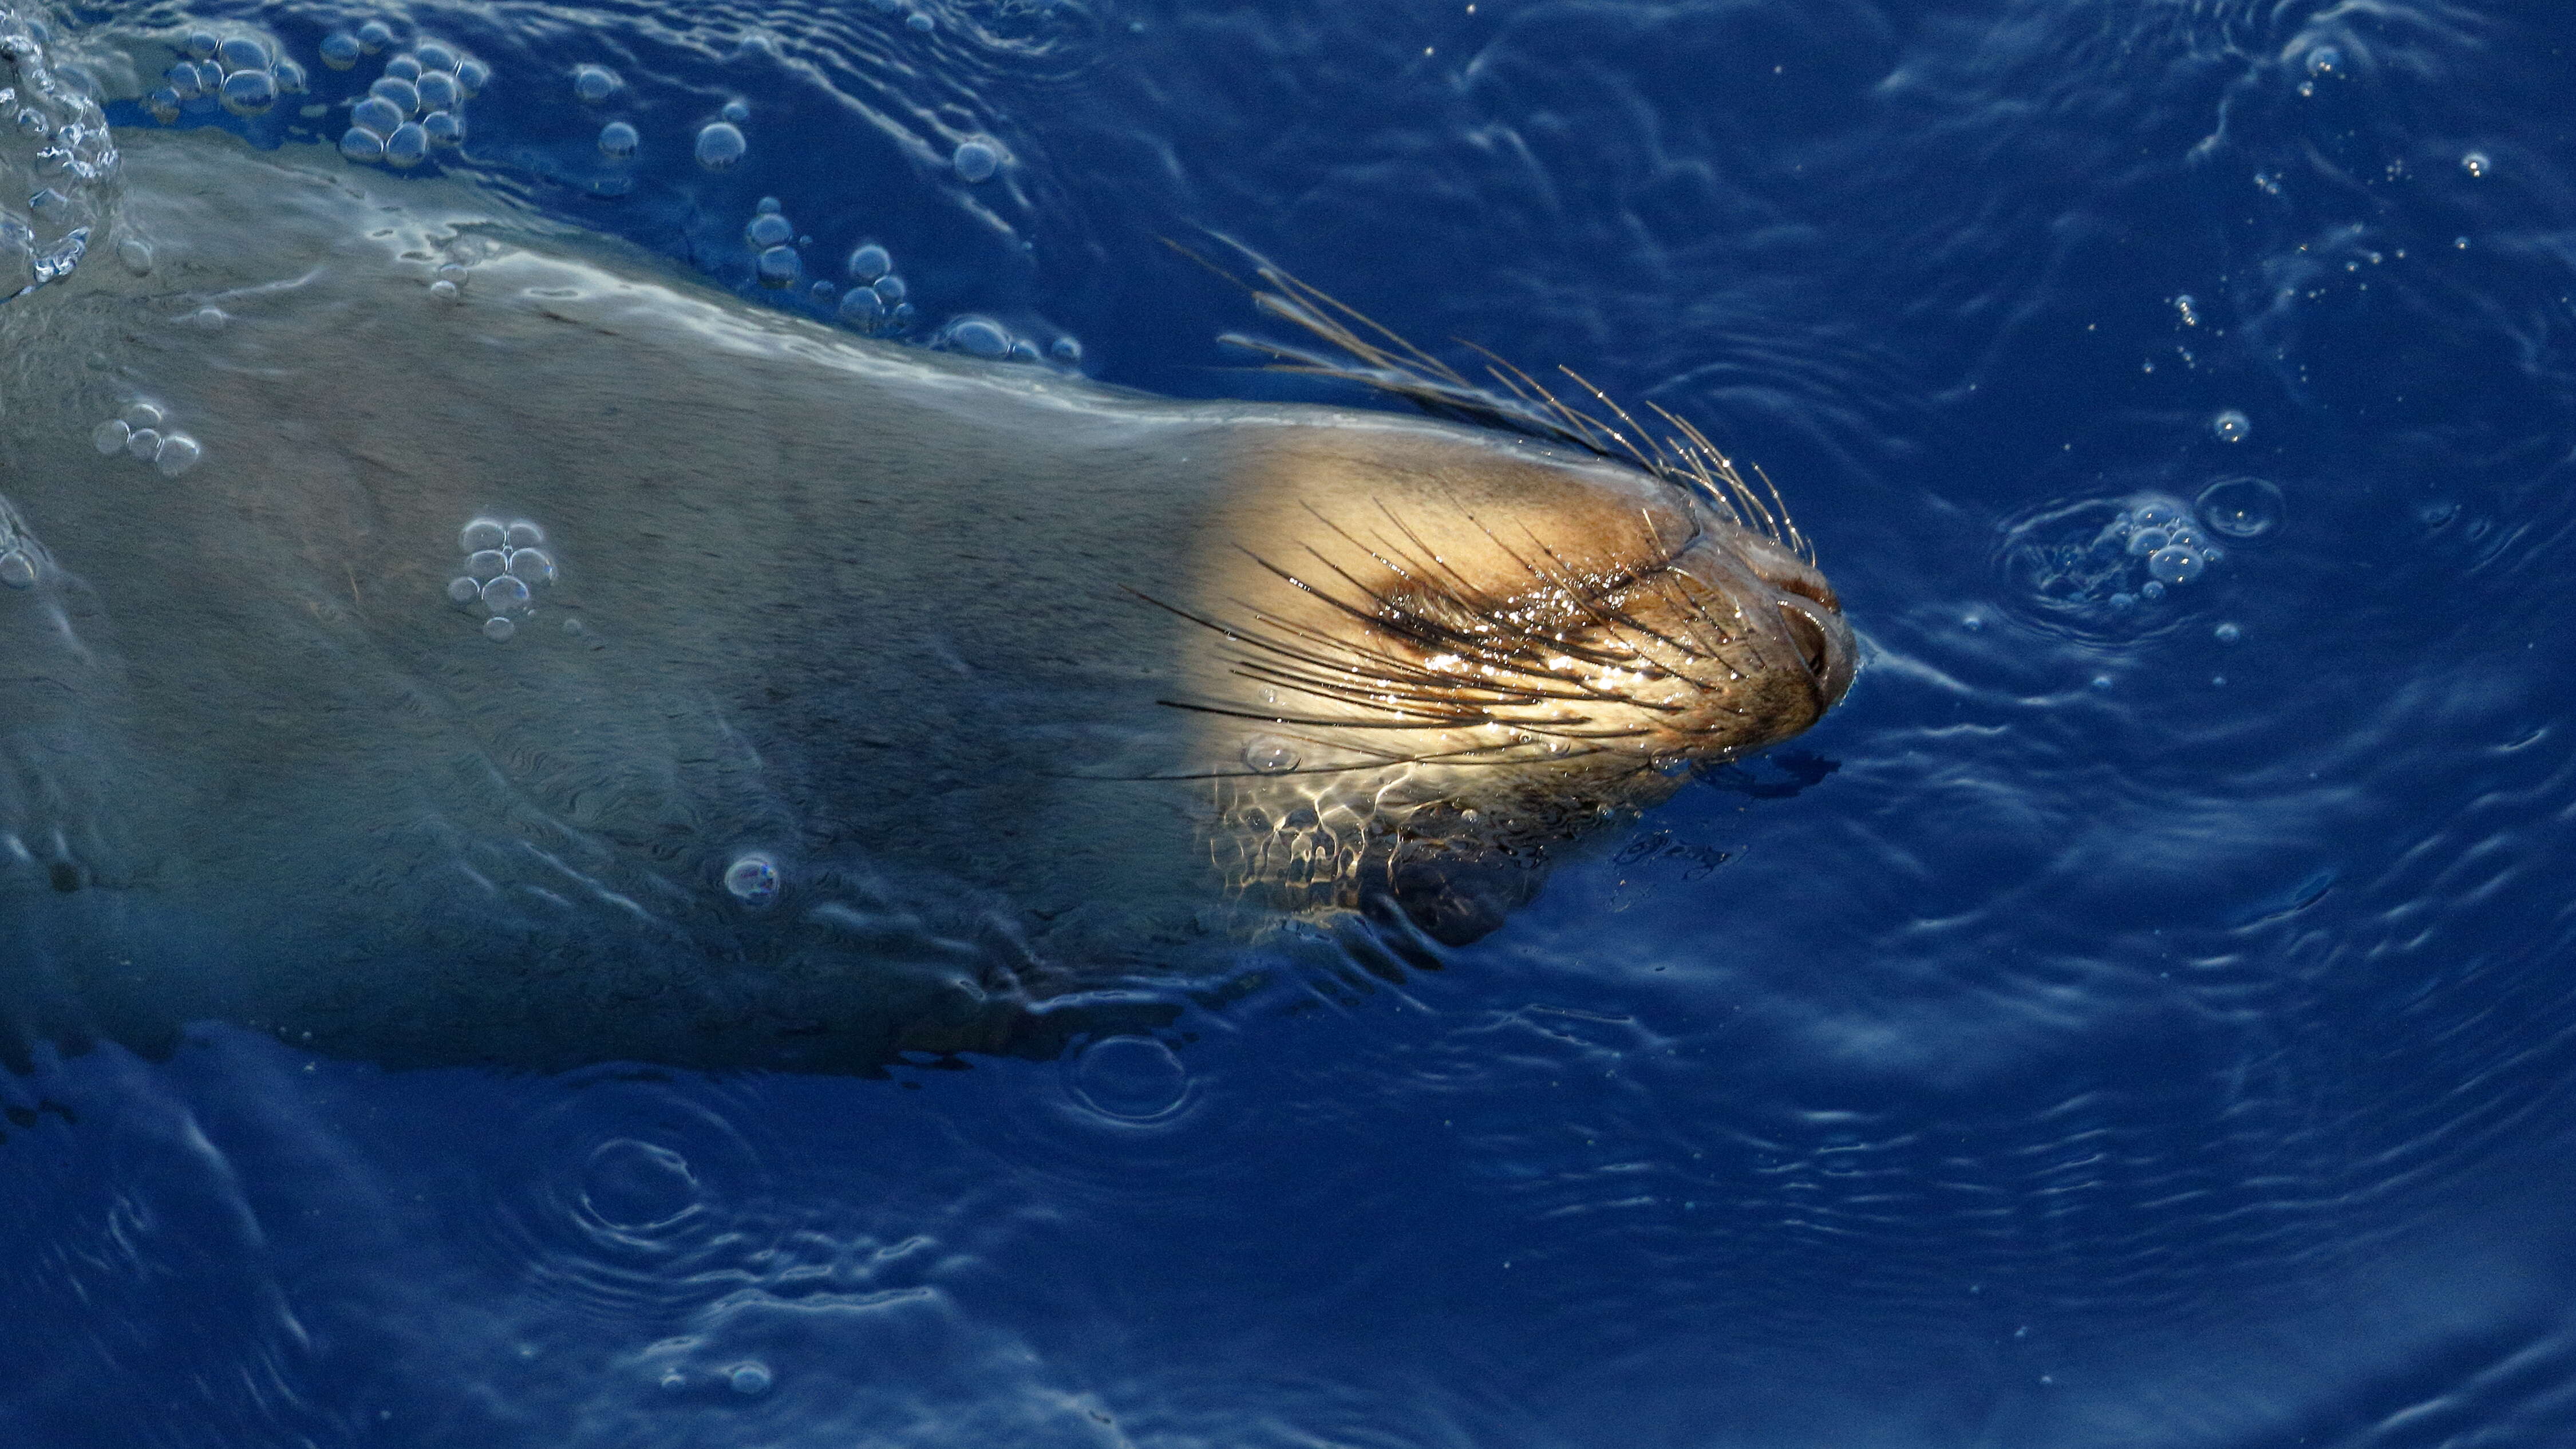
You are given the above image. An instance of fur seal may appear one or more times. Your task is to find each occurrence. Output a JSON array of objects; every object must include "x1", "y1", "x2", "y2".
[{"x1": 0, "y1": 127, "x2": 1852, "y2": 1072}]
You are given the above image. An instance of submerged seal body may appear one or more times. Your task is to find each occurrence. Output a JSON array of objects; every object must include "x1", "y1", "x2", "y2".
[{"x1": 0, "y1": 129, "x2": 1852, "y2": 1072}]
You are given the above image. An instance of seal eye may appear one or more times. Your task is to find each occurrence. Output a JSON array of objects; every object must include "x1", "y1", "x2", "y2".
[{"x1": 1778, "y1": 601, "x2": 1832, "y2": 680}]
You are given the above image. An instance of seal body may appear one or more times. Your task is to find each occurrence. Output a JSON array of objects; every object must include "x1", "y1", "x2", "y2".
[{"x1": 0, "y1": 130, "x2": 1852, "y2": 1072}]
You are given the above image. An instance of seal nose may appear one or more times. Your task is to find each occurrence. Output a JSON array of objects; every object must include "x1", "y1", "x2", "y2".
[{"x1": 1663, "y1": 522, "x2": 1857, "y2": 724}]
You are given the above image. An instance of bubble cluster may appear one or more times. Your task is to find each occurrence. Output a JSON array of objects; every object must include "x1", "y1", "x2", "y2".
[
  {"x1": 145, "y1": 28, "x2": 309, "y2": 124},
  {"x1": 0, "y1": 506, "x2": 35, "y2": 590},
  {"x1": 447, "y1": 515, "x2": 557, "y2": 641},
  {"x1": 333, "y1": 33, "x2": 481, "y2": 168},
  {"x1": 2002, "y1": 492, "x2": 2236, "y2": 618},
  {"x1": 86, "y1": 400, "x2": 202, "y2": 479},
  {"x1": 1243, "y1": 736, "x2": 1301, "y2": 773}
]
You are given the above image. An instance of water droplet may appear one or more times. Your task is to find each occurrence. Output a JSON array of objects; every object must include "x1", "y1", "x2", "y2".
[
  {"x1": 2462, "y1": 152, "x2": 2490, "y2": 179},
  {"x1": 2210, "y1": 409, "x2": 2251, "y2": 443},
  {"x1": 572, "y1": 64, "x2": 621, "y2": 102},
  {"x1": 446, "y1": 577, "x2": 479, "y2": 604},
  {"x1": 385, "y1": 123, "x2": 430, "y2": 169},
  {"x1": 947, "y1": 317, "x2": 1009, "y2": 357},
  {"x1": 2146, "y1": 545, "x2": 2204, "y2": 585},
  {"x1": 2195, "y1": 477, "x2": 2282, "y2": 538},
  {"x1": 90, "y1": 419, "x2": 128, "y2": 455},
  {"x1": 728, "y1": 1363, "x2": 772, "y2": 1396},
  {"x1": 596, "y1": 120, "x2": 638, "y2": 157},
  {"x1": 1243, "y1": 736, "x2": 1299, "y2": 773},
  {"x1": 0, "y1": 550, "x2": 33, "y2": 589},
  {"x1": 219, "y1": 69, "x2": 275, "y2": 116},
  {"x1": 319, "y1": 33, "x2": 361, "y2": 69},
  {"x1": 482, "y1": 615, "x2": 516, "y2": 641},
  {"x1": 953, "y1": 139, "x2": 997, "y2": 181},
  {"x1": 153, "y1": 433, "x2": 203, "y2": 477},
  {"x1": 724, "y1": 852, "x2": 780, "y2": 903},
  {"x1": 694, "y1": 121, "x2": 746, "y2": 171}
]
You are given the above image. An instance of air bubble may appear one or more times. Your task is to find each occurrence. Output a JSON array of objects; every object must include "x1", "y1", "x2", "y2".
[
  {"x1": 467, "y1": 548, "x2": 506, "y2": 579},
  {"x1": 446, "y1": 577, "x2": 479, "y2": 604},
  {"x1": 217, "y1": 37, "x2": 269, "y2": 72},
  {"x1": 455, "y1": 58, "x2": 490, "y2": 97},
  {"x1": 908, "y1": 11, "x2": 935, "y2": 31},
  {"x1": 837, "y1": 289, "x2": 883, "y2": 325},
  {"x1": 369, "y1": 76, "x2": 420, "y2": 116},
  {"x1": 2215, "y1": 622, "x2": 2242, "y2": 643},
  {"x1": 2463, "y1": 152, "x2": 2490, "y2": 179},
  {"x1": 320, "y1": 33, "x2": 360, "y2": 69},
  {"x1": 2125, "y1": 526, "x2": 2170, "y2": 557},
  {"x1": 482, "y1": 615, "x2": 516, "y2": 641},
  {"x1": 384, "y1": 123, "x2": 429, "y2": 169},
  {"x1": 352, "y1": 96, "x2": 404, "y2": 135},
  {"x1": 461, "y1": 518, "x2": 506, "y2": 551},
  {"x1": 2140, "y1": 580, "x2": 2166, "y2": 601},
  {"x1": 872, "y1": 274, "x2": 907, "y2": 305},
  {"x1": 846, "y1": 242, "x2": 890, "y2": 281},
  {"x1": 2210, "y1": 409, "x2": 2251, "y2": 444},
  {"x1": 2147, "y1": 545, "x2": 2204, "y2": 586},
  {"x1": 1050, "y1": 336, "x2": 1082, "y2": 365},
  {"x1": 0, "y1": 550, "x2": 35, "y2": 589},
  {"x1": 220, "y1": 69, "x2": 276, "y2": 116},
  {"x1": 481, "y1": 575, "x2": 532, "y2": 612},
  {"x1": 1009, "y1": 339, "x2": 1040, "y2": 363},
  {"x1": 953, "y1": 139, "x2": 998, "y2": 181},
  {"x1": 756, "y1": 246, "x2": 799, "y2": 287},
  {"x1": 416, "y1": 42, "x2": 457, "y2": 72},
  {"x1": 153, "y1": 433, "x2": 203, "y2": 477},
  {"x1": 504, "y1": 548, "x2": 555, "y2": 583},
  {"x1": 1243, "y1": 736, "x2": 1299, "y2": 773},
  {"x1": 422, "y1": 110, "x2": 463, "y2": 147},
  {"x1": 2196, "y1": 477, "x2": 2283, "y2": 538},
  {"x1": 728, "y1": 1363, "x2": 773, "y2": 1396},
  {"x1": 720, "y1": 100, "x2": 749, "y2": 123},
  {"x1": 724, "y1": 853, "x2": 780, "y2": 903},
  {"x1": 597, "y1": 121, "x2": 638, "y2": 157},
  {"x1": 274, "y1": 58, "x2": 308, "y2": 94},
  {"x1": 746, "y1": 212, "x2": 792, "y2": 247},
  {"x1": 694, "y1": 122, "x2": 746, "y2": 171},
  {"x1": 572, "y1": 64, "x2": 620, "y2": 102},
  {"x1": 437, "y1": 263, "x2": 468, "y2": 286},
  {"x1": 429, "y1": 278, "x2": 460, "y2": 302},
  {"x1": 417, "y1": 72, "x2": 457, "y2": 110},
  {"x1": 164, "y1": 63, "x2": 202, "y2": 100},
  {"x1": 357, "y1": 21, "x2": 394, "y2": 53},
  {"x1": 125, "y1": 427, "x2": 160, "y2": 459},
  {"x1": 947, "y1": 317, "x2": 1009, "y2": 357},
  {"x1": 185, "y1": 29, "x2": 219, "y2": 59},
  {"x1": 90, "y1": 419, "x2": 128, "y2": 455},
  {"x1": 383, "y1": 54, "x2": 421, "y2": 82},
  {"x1": 2305, "y1": 45, "x2": 2340, "y2": 78},
  {"x1": 145, "y1": 89, "x2": 180, "y2": 124},
  {"x1": 756, "y1": 196, "x2": 783, "y2": 215},
  {"x1": 505, "y1": 520, "x2": 545, "y2": 548}
]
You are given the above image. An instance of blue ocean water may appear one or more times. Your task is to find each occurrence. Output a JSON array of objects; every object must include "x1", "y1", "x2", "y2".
[{"x1": 6, "y1": 0, "x2": 2576, "y2": 1444}]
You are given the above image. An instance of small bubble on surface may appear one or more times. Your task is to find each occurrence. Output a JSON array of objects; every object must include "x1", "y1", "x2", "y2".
[
  {"x1": 181, "y1": 306, "x2": 227, "y2": 330},
  {"x1": 872, "y1": 273, "x2": 907, "y2": 304},
  {"x1": 369, "y1": 76, "x2": 420, "y2": 113},
  {"x1": 720, "y1": 100, "x2": 749, "y2": 123},
  {"x1": 504, "y1": 548, "x2": 555, "y2": 583},
  {"x1": 1070, "y1": 1036, "x2": 1190, "y2": 1121},
  {"x1": 220, "y1": 69, "x2": 275, "y2": 116},
  {"x1": 745, "y1": 212, "x2": 792, "y2": 247},
  {"x1": 422, "y1": 110, "x2": 464, "y2": 147},
  {"x1": 115, "y1": 237, "x2": 153, "y2": 275},
  {"x1": 572, "y1": 64, "x2": 620, "y2": 102},
  {"x1": 2125, "y1": 526, "x2": 2171, "y2": 557},
  {"x1": 2215, "y1": 622, "x2": 2242, "y2": 643},
  {"x1": 461, "y1": 518, "x2": 507, "y2": 551},
  {"x1": 658, "y1": 1373, "x2": 686, "y2": 1394},
  {"x1": 125, "y1": 427, "x2": 160, "y2": 459},
  {"x1": 2462, "y1": 152, "x2": 2490, "y2": 179},
  {"x1": 467, "y1": 548, "x2": 506, "y2": 579},
  {"x1": 482, "y1": 615, "x2": 515, "y2": 641},
  {"x1": 357, "y1": 20, "x2": 394, "y2": 53},
  {"x1": 1009, "y1": 338, "x2": 1040, "y2": 363},
  {"x1": 728, "y1": 1364, "x2": 772, "y2": 1396},
  {"x1": 436, "y1": 263, "x2": 469, "y2": 286},
  {"x1": 320, "y1": 32, "x2": 360, "y2": 69},
  {"x1": 953, "y1": 139, "x2": 998, "y2": 181},
  {"x1": 755, "y1": 195, "x2": 782, "y2": 215},
  {"x1": 2196, "y1": 477, "x2": 2282, "y2": 538},
  {"x1": 153, "y1": 433, "x2": 202, "y2": 477},
  {"x1": 446, "y1": 577, "x2": 479, "y2": 604},
  {"x1": 184, "y1": 29, "x2": 219, "y2": 59},
  {"x1": 352, "y1": 96, "x2": 404, "y2": 135},
  {"x1": 837, "y1": 289, "x2": 883, "y2": 325},
  {"x1": 384, "y1": 123, "x2": 430, "y2": 168},
  {"x1": 2146, "y1": 545, "x2": 2204, "y2": 585},
  {"x1": 1051, "y1": 335, "x2": 1082, "y2": 364},
  {"x1": 274, "y1": 58, "x2": 309, "y2": 94},
  {"x1": 481, "y1": 575, "x2": 532, "y2": 612},
  {"x1": 846, "y1": 242, "x2": 890, "y2": 281},
  {"x1": 755, "y1": 246, "x2": 799, "y2": 287},
  {"x1": 90, "y1": 419, "x2": 128, "y2": 455},
  {"x1": 428, "y1": 278, "x2": 460, "y2": 302},
  {"x1": 947, "y1": 317, "x2": 1009, "y2": 357},
  {"x1": 163, "y1": 62, "x2": 202, "y2": 99},
  {"x1": 596, "y1": 120, "x2": 638, "y2": 157},
  {"x1": 416, "y1": 42, "x2": 457, "y2": 72},
  {"x1": 2140, "y1": 580, "x2": 2166, "y2": 601},
  {"x1": 145, "y1": 89, "x2": 180, "y2": 124},
  {"x1": 2305, "y1": 45, "x2": 2340, "y2": 77},
  {"x1": 216, "y1": 37, "x2": 268, "y2": 72},
  {"x1": 2210, "y1": 409, "x2": 2251, "y2": 443},
  {"x1": 123, "y1": 402, "x2": 161, "y2": 430},
  {"x1": 416, "y1": 70, "x2": 456, "y2": 109},
  {"x1": 694, "y1": 122, "x2": 745, "y2": 171},
  {"x1": 724, "y1": 853, "x2": 780, "y2": 903},
  {"x1": 383, "y1": 54, "x2": 421, "y2": 81},
  {"x1": 0, "y1": 550, "x2": 34, "y2": 589},
  {"x1": 907, "y1": 11, "x2": 935, "y2": 31},
  {"x1": 1243, "y1": 736, "x2": 1300, "y2": 773},
  {"x1": 455, "y1": 58, "x2": 491, "y2": 96},
  {"x1": 505, "y1": 520, "x2": 545, "y2": 548}
]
